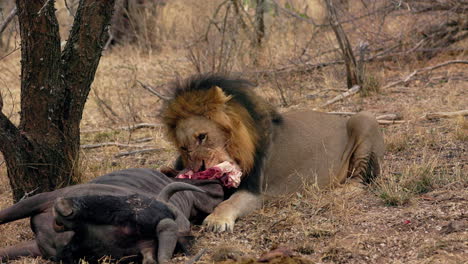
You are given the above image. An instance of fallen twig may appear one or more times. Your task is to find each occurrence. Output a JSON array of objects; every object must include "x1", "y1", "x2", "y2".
[
  {"x1": 0, "y1": 6, "x2": 17, "y2": 35},
  {"x1": 377, "y1": 120, "x2": 406, "y2": 125},
  {"x1": 114, "y1": 148, "x2": 164, "y2": 158},
  {"x1": 19, "y1": 188, "x2": 38, "y2": 201},
  {"x1": 424, "y1": 110, "x2": 468, "y2": 120},
  {"x1": 316, "y1": 85, "x2": 360, "y2": 109},
  {"x1": 81, "y1": 123, "x2": 163, "y2": 133},
  {"x1": 137, "y1": 81, "x2": 171, "y2": 101},
  {"x1": 185, "y1": 248, "x2": 207, "y2": 264},
  {"x1": 383, "y1": 60, "x2": 468, "y2": 89},
  {"x1": 327, "y1": 112, "x2": 404, "y2": 124},
  {"x1": 81, "y1": 142, "x2": 153, "y2": 150}
]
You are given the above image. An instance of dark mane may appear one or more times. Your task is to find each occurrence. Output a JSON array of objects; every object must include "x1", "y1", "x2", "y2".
[{"x1": 171, "y1": 74, "x2": 282, "y2": 124}]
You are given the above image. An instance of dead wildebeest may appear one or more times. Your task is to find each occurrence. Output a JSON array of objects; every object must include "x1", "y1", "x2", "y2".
[{"x1": 0, "y1": 168, "x2": 224, "y2": 263}]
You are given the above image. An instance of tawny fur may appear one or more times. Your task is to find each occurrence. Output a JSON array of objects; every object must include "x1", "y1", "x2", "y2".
[{"x1": 161, "y1": 74, "x2": 385, "y2": 233}]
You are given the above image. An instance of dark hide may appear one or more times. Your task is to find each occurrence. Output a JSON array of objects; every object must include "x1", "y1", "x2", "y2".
[{"x1": 0, "y1": 169, "x2": 224, "y2": 263}]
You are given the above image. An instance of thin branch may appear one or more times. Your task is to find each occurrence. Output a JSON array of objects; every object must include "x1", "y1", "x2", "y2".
[
  {"x1": 115, "y1": 148, "x2": 164, "y2": 158},
  {"x1": 81, "y1": 137, "x2": 153, "y2": 149},
  {"x1": 185, "y1": 248, "x2": 207, "y2": 264},
  {"x1": 103, "y1": 26, "x2": 114, "y2": 51},
  {"x1": 270, "y1": 0, "x2": 323, "y2": 27},
  {"x1": 81, "y1": 142, "x2": 153, "y2": 150},
  {"x1": 37, "y1": 0, "x2": 53, "y2": 16},
  {"x1": 377, "y1": 120, "x2": 406, "y2": 125},
  {"x1": 81, "y1": 123, "x2": 163, "y2": 134},
  {"x1": 0, "y1": 6, "x2": 17, "y2": 35},
  {"x1": 383, "y1": 60, "x2": 468, "y2": 89},
  {"x1": 19, "y1": 188, "x2": 38, "y2": 201},
  {"x1": 137, "y1": 81, "x2": 171, "y2": 101}
]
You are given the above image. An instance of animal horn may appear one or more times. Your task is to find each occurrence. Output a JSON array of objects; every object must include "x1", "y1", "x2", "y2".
[
  {"x1": 54, "y1": 198, "x2": 74, "y2": 217},
  {"x1": 157, "y1": 182, "x2": 206, "y2": 203}
]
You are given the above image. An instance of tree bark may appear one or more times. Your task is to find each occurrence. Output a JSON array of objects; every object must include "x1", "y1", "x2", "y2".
[{"x1": 0, "y1": 0, "x2": 115, "y2": 201}]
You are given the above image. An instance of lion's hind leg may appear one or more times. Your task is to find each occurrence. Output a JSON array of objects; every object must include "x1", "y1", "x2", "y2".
[{"x1": 346, "y1": 112, "x2": 384, "y2": 185}]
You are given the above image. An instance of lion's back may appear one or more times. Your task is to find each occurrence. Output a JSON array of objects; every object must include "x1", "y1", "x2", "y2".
[{"x1": 263, "y1": 110, "x2": 351, "y2": 195}]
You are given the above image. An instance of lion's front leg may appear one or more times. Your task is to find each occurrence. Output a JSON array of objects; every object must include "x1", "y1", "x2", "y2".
[{"x1": 203, "y1": 190, "x2": 262, "y2": 232}]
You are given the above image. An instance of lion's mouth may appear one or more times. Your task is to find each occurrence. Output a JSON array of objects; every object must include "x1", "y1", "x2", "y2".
[
  {"x1": 199, "y1": 160, "x2": 206, "y2": 172},
  {"x1": 176, "y1": 161, "x2": 242, "y2": 188}
]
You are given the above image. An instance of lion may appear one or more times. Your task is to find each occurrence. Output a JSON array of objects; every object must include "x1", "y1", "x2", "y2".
[{"x1": 161, "y1": 74, "x2": 384, "y2": 232}]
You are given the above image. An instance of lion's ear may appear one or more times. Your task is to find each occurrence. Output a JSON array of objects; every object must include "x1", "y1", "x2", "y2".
[{"x1": 209, "y1": 86, "x2": 232, "y2": 104}]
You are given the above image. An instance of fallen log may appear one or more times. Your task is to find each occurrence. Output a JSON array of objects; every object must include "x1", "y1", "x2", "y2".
[{"x1": 424, "y1": 110, "x2": 468, "y2": 120}]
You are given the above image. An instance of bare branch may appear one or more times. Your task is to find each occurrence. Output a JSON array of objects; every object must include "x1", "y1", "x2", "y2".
[
  {"x1": 0, "y1": 6, "x2": 17, "y2": 35},
  {"x1": 383, "y1": 60, "x2": 468, "y2": 89},
  {"x1": 37, "y1": 0, "x2": 53, "y2": 16},
  {"x1": 377, "y1": 120, "x2": 406, "y2": 125},
  {"x1": 137, "y1": 81, "x2": 171, "y2": 101},
  {"x1": 81, "y1": 123, "x2": 163, "y2": 133},
  {"x1": 103, "y1": 26, "x2": 114, "y2": 51},
  {"x1": 270, "y1": 0, "x2": 323, "y2": 27},
  {"x1": 81, "y1": 142, "x2": 153, "y2": 150},
  {"x1": 115, "y1": 148, "x2": 164, "y2": 158},
  {"x1": 81, "y1": 137, "x2": 153, "y2": 149}
]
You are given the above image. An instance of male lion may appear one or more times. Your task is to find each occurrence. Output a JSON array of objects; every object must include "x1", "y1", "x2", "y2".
[{"x1": 161, "y1": 74, "x2": 384, "y2": 232}]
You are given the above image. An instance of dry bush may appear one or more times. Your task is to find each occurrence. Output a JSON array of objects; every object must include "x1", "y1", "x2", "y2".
[{"x1": 373, "y1": 157, "x2": 467, "y2": 206}]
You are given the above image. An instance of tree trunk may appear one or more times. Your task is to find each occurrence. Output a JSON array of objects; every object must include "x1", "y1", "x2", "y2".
[
  {"x1": 0, "y1": 0, "x2": 115, "y2": 202},
  {"x1": 254, "y1": 0, "x2": 265, "y2": 47},
  {"x1": 325, "y1": 0, "x2": 362, "y2": 88}
]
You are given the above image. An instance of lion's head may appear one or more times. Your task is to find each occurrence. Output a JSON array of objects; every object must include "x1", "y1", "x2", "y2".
[{"x1": 161, "y1": 75, "x2": 281, "y2": 179}]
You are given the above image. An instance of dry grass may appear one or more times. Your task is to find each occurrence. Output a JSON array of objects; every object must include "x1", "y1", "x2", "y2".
[{"x1": 1, "y1": 0, "x2": 467, "y2": 263}]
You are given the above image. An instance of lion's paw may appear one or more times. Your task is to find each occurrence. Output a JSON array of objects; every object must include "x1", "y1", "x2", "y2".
[{"x1": 203, "y1": 213, "x2": 235, "y2": 233}]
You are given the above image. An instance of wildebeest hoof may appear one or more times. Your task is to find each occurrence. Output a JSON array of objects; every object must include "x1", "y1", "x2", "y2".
[{"x1": 203, "y1": 214, "x2": 235, "y2": 233}]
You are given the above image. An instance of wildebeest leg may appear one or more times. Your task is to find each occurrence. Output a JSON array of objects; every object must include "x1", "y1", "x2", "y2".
[
  {"x1": 156, "y1": 218, "x2": 178, "y2": 263},
  {"x1": 203, "y1": 190, "x2": 262, "y2": 232},
  {"x1": 0, "y1": 240, "x2": 41, "y2": 260},
  {"x1": 139, "y1": 241, "x2": 157, "y2": 264}
]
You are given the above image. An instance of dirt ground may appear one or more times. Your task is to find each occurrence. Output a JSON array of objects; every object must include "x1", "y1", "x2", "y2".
[{"x1": 0, "y1": 0, "x2": 467, "y2": 263}]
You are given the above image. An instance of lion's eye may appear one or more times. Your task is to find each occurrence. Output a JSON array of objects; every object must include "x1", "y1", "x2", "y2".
[
  {"x1": 180, "y1": 146, "x2": 188, "y2": 152},
  {"x1": 197, "y1": 133, "x2": 207, "y2": 143}
]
